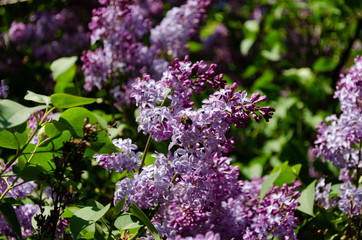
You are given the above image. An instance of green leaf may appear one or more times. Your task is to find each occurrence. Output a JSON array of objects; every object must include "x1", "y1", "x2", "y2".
[
  {"x1": 129, "y1": 203, "x2": 160, "y2": 240},
  {"x1": 0, "y1": 202, "x2": 21, "y2": 238},
  {"x1": 0, "y1": 129, "x2": 20, "y2": 149},
  {"x1": 51, "y1": 93, "x2": 96, "y2": 109},
  {"x1": 50, "y1": 56, "x2": 77, "y2": 93},
  {"x1": 114, "y1": 213, "x2": 143, "y2": 231},
  {"x1": 261, "y1": 43, "x2": 281, "y2": 61},
  {"x1": 313, "y1": 57, "x2": 337, "y2": 72},
  {"x1": 296, "y1": 180, "x2": 316, "y2": 217},
  {"x1": 0, "y1": 100, "x2": 47, "y2": 131},
  {"x1": 244, "y1": 20, "x2": 260, "y2": 33},
  {"x1": 70, "y1": 203, "x2": 110, "y2": 239},
  {"x1": 240, "y1": 38, "x2": 255, "y2": 56},
  {"x1": 187, "y1": 41, "x2": 203, "y2": 52},
  {"x1": 113, "y1": 197, "x2": 127, "y2": 218},
  {"x1": 94, "y1": 223, "x2": 106, "y2": 240},
  {"x1": 24, "y1": 91, "x2": 51, "y2": 105},
  {"x1": 270, "y1": 162, "x2": 301, "y2": 187},
  {"x1": 260, "y1": 168, "x2": 281, "y2": 200}
]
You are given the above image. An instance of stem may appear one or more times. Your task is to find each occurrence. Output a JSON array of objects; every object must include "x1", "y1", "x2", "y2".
[
  {"x1": 0, "y1": 107, "x2": 55, "y2": 176},
  {"x1": 139, "y1": 134, "x2": 153, "y2": 172},
  {"x1": 138, "y1": 94, "x2": 170, "y2": 173}
]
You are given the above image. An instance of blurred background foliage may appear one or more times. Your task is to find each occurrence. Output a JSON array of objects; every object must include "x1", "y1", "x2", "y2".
[{"x1": 0, "y1": 0, "x2": 361, "y2": 238}]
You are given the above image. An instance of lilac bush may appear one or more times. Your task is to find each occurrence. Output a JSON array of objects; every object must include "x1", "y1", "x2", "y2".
[{"x1": 314, "y1": 56, "x2": 362, "y2": 222}]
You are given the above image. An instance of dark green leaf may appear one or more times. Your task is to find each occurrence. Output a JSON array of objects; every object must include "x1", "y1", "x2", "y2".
[
  {"x1": 94, "y1": 223, "x2": 105, "y2": 240},
  {"x1": 296, "y1": 180, "x2": 316, "y2": 217},
  {"x1": 0, "y1": 202, "x2": 21, "y2": 238},
  {"x1": 129, "y1": 203, "x2": 160, "y2": 240},
  {"x1": 24, "y1": 91, "x2": 51, "y2": 105},
  {"x1": 51, "y1": 93, "x2": 96, "y2": 109},
  {"x1": 113, "y1": 197, "x2": 127, "y2": 218},
  {"x1": 0, "y1": 100, "x2": 47, "y2": 131}
]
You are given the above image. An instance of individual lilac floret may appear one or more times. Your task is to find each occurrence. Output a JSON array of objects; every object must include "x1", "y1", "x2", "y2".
[
  {"x1": 0, "y1": 204, "x2": 39, "y2": 238},
  {"x1": 314, "y1": 56, "x2": 362, "y2": 171},
  {"x1": 150, "y1": 0, "x2": 210, "y2": 58},
  {"x1": 0, "y1": 161, "x2": 37, "y2": 199},
  {"x1": 338, "y1": 182, "x2": 362, "y2": 217},
  {"x1": 0, "y1": 80, "x2": 9, "y2": 98},
  {"x1": 94, "y1": 138, "x2": 142, "y2": 173}
]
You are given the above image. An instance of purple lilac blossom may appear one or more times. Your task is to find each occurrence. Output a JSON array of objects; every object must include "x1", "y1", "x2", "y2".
[
  {"x1": 0, "y1": 204, "x2": 39, "y2": 238},
  {"x1": 150, "y1": 0, "x2": 211, "y2": 58},
  {"x1": 82, "y1": 0, "x2": 210, "y2": 109},
  {"x1": 0, "y1": 80, "x2": 9, "y2": 98},
  {"x1": 314, "y1": 56, "x2": 362, "y2": 218},
  {"x1": 27, "y1": 110, "x2": 53, "y2": 144},
  {"x1": 174, "y1": 231, "x2": 221, "y2": 240},
  {"x1": 110, "y1": 57, "x2": 295, "y2": 239},
  {"x1": 94, "y1": 138, "x2": 142, "y2": 173},
  {"x1": 314, "y1": 56, "x2": 362, "y2": 171},
  {"x1": 8, "y1": 22, "x2": 32, "y2": 45},
  {"x1": 315, "y1": 178, "x2": 336, "y2": 210},
  {"x1": 338, "y1": 182, "x2": 362, "y2": 217},
  {"x1": 0, "y1": 161, "x2": 37, "y2": 199},
  {"x1": 8, "y1": 8, "x2": 89, "y2": 62}
]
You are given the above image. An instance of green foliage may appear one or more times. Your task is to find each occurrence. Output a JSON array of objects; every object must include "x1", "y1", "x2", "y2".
[
  {"x1": 297, "y1": 180, "x2": 316, "y2": 217},
  {"x1": 0, "y1": 202, "x2": 21, "y2": 238},
  {"x1": 50, "y1": 93, "x2": 96, "y2": 109},
  {"x1": 50, "y1": 56, "x2": 78, "y2": 93},
  {"x1": 69, "y1": 203, "x2": 110, "y2": 239},
  {"x1": 129, "y1": 203, "x2": 160, "y2": 240},
  {"x1": 0, "y1": 100, "x2": 47, "y2": 131}
]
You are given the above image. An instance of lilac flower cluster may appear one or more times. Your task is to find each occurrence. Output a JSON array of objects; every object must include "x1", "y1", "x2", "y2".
[
  {"x1": 94, "y1": 138, "x2": 141, "y2": 173},
  {"x1": 0, "y1": 161, "x2": 37, "y2": 199},
  {"x1": 0, "y1": 80, "x2": 9, "y2": 99},
  {"x1": 314, "y1": 56, "x2": 362, "y2": 217},
  {"x1": 314, "y1": 56, "x2": 362, "y2": 173},
  {"x1": 0, "y1": 161, "x2": 39, "y2": 238},
  {"x1": 0, "y1": 204, "x2": 39, "y2": 238},
  {"x1": 95, "y1": 56, "x2": 301, "y2": 239},
  {"x1": 82, "y1": 0, "x2": 211, "y2": 108},
  {"x1": 7, "y1": 9, "x2": 89, "y2": 62},
  {"x1": 150, "y1": 0, "x2": 210, "y2": 58}
]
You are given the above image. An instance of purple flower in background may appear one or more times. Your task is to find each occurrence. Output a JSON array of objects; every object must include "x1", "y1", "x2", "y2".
[
  {"x1": 150, "y1": 0, "x2": 210, "y2": 58},
  {"x1": 0, "y1": 80, "x2": 9, "y2": 98},
  {"x1": 27, "y1": 110, "x2": 53, "y2": 144},
  {"x1": 8, "y1": 22, "x2": 32, "y2": 44},
  {"x1": 0, "y1": 204, "x2": 39, "y2": 238},
  {"x1": 0, "y1": 161, "x2": 37, "y2": 199}
]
